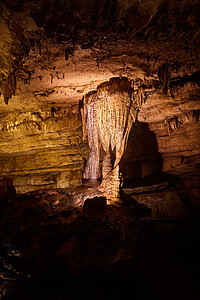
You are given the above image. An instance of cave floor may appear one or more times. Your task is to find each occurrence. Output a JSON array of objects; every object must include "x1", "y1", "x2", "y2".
[
  {"x1": 2, "y1": 220, "x2": 199, "y2": 300},
  {"x1": 1, "y1": 167, "x2": 200, "y2": 300}
]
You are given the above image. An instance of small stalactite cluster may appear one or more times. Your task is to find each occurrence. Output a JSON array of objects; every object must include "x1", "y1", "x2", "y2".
[
  {"x1": 165, "y1": 110, "x2": 200, "y2": 135},
  {"x1": 0, "y1": 72, "x2": 16, "y2": 104},
  {"x1": 81, "y1": 77, "x2": 141, "y2": 204},
  {"x1": 165, "y1": 116, "x2": 179, "y2": 135},
  {"x1": 0, "y1": 5, "x2": 27, "y2": 105},
  {"x1": 158, "y1": 63, "x2": 172, "y2": 94},
  {"x1": 134, "y1": 85, "x2": 146, "y2": 106}
]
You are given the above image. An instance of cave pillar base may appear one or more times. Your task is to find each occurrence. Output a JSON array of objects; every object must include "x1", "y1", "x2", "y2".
[{"x1": 98, "y1": 164, "x2": 122, "y2": 205}]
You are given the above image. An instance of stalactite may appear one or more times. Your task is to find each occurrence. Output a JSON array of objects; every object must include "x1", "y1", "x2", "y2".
[
  {"x1": 134, "y1": 85, "x2": 146, "y2": 107},
  {"x1": 81, "y1": 92, "x2": 100, "y2": 180},
  {"x1": 165, "y1": 116, "x2": 179, "y2": 135},
  {"x1": 81, "y1": 77, "x2": 140, "y2": 204},
  {"x1": 158, "y1": 63, "x2": 172, "y2": 94},
  {"x1": 0, "y1": 71, "x2": 17, "y2": 104},
  {"x1": 165, "y1": 111, "x2": 197, "y2": 135}
]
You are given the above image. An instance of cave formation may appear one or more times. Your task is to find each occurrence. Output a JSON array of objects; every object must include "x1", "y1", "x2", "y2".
[
  {"x1": 81, "y1": 77, "x2": 140, "y2": 203},
  {"x1": 0, "y1": 0, "x2": 200, "y2": 299}
]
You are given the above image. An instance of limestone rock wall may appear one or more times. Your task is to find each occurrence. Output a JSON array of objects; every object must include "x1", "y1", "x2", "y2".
[
  {"x1": 122, "y1": 82, "x2": 200, "y2": 180},
  {"x1": 0, "y1": 0, "x2": 200, "y2": 199},
  {"x1": 121, "y1": 81, "x2": 200, "y2": 218},
  {"x1": 0, "y1": 102, "x2": 89, "y2": 193},
  {"x1": 122, "y1": 115, "x2": 200, "y2": 178}
]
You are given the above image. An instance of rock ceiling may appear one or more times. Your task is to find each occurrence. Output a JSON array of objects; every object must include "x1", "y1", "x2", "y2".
[
  {"x1": 0, "y1": 0, "x2": 200, "y2": 194},
  {"x1": 1, "y1": 0, "x2": 200, "y2": 113}
]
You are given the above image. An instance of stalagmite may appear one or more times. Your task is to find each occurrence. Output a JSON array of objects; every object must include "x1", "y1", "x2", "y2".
[{"x1": 81, "y1": 77, "x2": 140, "y2": 204}]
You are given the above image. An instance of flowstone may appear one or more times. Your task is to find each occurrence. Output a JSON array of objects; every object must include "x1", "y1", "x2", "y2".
[{"x1": 81, "y1": 77, "x2": 141, "y2": 204}]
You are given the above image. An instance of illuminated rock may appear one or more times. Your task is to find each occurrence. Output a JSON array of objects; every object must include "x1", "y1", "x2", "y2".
[
  {"x1": 0, "y1": 0, "x2": 200, "y2": 205},
  {"x1": 81, "y1": 91, "x2": 100, "y2": 180},
  {"x1": 82, "y1": 77, "x2": 140, "y2": 203}
]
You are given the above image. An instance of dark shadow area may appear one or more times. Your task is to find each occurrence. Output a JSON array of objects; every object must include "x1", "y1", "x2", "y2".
[
  {"x1": 2, "y1": 220, "x2": 200, "y2": 300},
  {"x1": 120, "y1": 120, "x2": 200, "y2": 221},
  {"x1": 121, "y1": 121, "x2": 163, "y2": 187},
  {"x1": 168, "y1": 168, "x2": 200, "y2": 221},
  {"x1": 170, "y1": 70, "x2": 200, "y2": 88},
  {"x1": 1, "y1": 166, "x2": 200, "y2": 299}
]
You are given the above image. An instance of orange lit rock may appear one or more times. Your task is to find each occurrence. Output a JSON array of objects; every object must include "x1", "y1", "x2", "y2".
[{"x1": 82, "y1": 77, "x2": 140, "y2": 203}]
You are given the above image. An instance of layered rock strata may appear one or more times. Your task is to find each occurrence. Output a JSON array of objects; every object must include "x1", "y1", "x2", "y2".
[
  {"x1": 0, "y1": 0, "x2": 199, "y2": 199},
  {"x1": 0, "y1": 103, "x2": 89, "y2": 193}
]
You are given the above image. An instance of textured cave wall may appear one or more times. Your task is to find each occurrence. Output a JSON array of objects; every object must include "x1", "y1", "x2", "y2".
[
  {"x1": 0, "y1": 3, "x2": 91, "y2": 193},
  {"x1": 0, "y1": 0, "x2": 200, "y2": 199},
  {"x1": 0, "y1": 6, "x2": 23, "y2": 104},
  {"x1": 121, "y1": 81, "x2": 200, "y2": 218},
  {"x1": 0, "y1": 101, "x2": 89, "y2": 193},
  {"x1": 122, "y1": 81, "x2": 200, "y2": 178}
]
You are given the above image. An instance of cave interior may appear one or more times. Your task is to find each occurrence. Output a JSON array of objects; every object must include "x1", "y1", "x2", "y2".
[{"x1": 0, "y1": 0, "x2": 200, "y2": 299}]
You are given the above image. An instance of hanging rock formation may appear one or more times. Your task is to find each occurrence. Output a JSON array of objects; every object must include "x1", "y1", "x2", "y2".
[
  {"x1": 81, "y1": 77, "x2": 140, "y2": 203},
  {"x1": 81, "y1": 91, "x2": 100, "y2": 180}
]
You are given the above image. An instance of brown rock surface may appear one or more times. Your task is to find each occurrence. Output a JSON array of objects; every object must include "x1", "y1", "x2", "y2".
[
  {"x1": 0, "y1": 0, "x2": 199, "y2": 212},
  {"x1": 0, "y1": 1, "x2": 200, "y2": 299}
]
